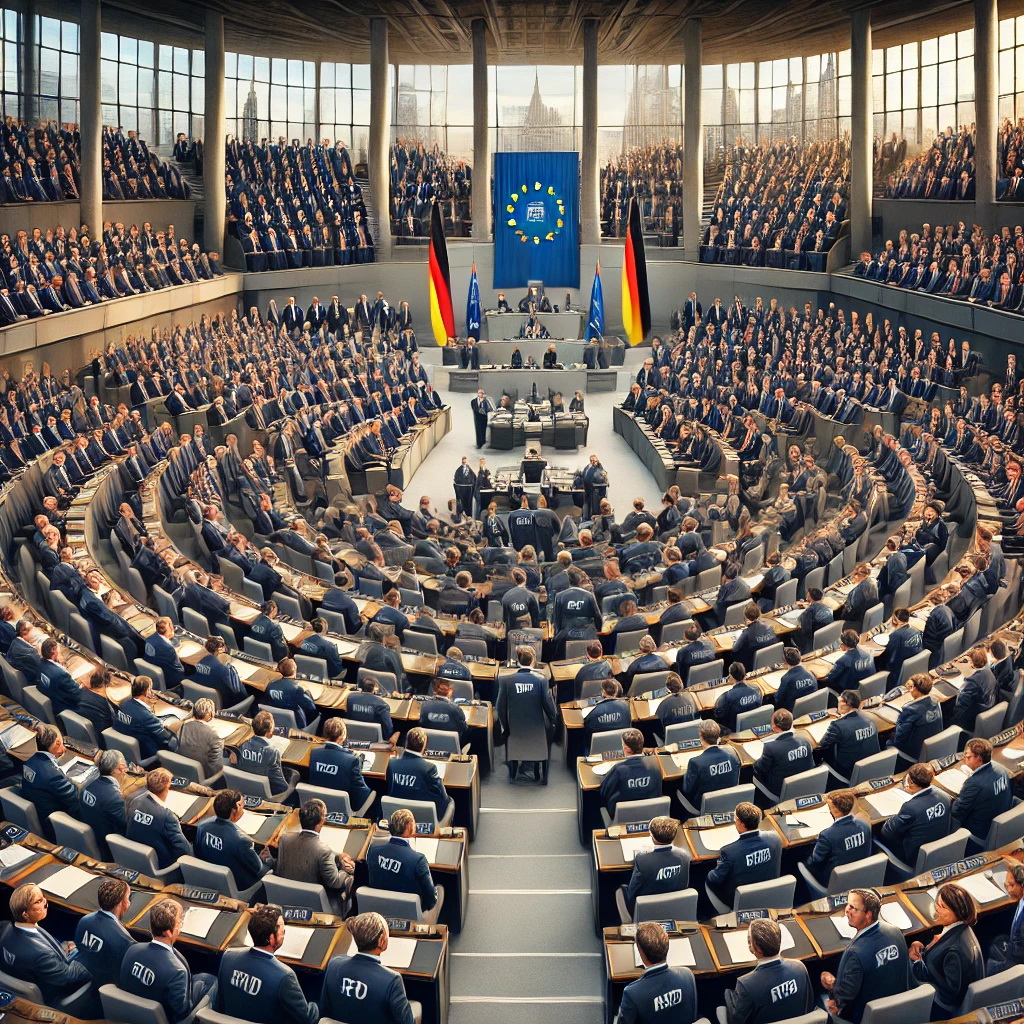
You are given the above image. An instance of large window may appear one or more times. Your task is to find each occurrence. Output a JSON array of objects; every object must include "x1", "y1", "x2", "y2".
[
  {"x1": 101, "y1": 32, "x2": 159, "y2": 142},
  {"x1": 596, "y1": 64, "x2": 682, "y2": 163},
  {"x1": 393, "y1": 64, "x2": 473, "y2": 162},
  {"x1": 0, "y1": 9, "x2": 19, "y2": 119},
  {"x1": 918, "y1": 29, "x2": 975, "y2": 139},
  {"x1": 757, "y1": 57, "x2": 804, "y2": 141},
  {"x1": 37, "y1": 15, "x2": 78, "y2": 125},
  {"x1": 224, "y1": 53, "x2": 313, "y2": 144},
  {"x1": 872, "y1": 43, "x2": 921, "y2": 146},
  {"x1": 490, "y1": 64, "x2": 581, "y2": 152},
  {"x1": 321, "y1": 62, "x2": 370, "y2": 165},
  {"x1": 999, "y1": 16, "x2": 1024, "y2": 121}
]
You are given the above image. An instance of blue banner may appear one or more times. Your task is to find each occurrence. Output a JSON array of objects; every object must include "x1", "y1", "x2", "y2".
[
  {"x1": 493, "y1": 152, "x2": 580, "y2": 289},
  {"x1": 466, "y1": 264, "x2": 482, "y2": 341},
  {"x1": 584, "y1": 264, "x2": 604, "y2": 341}
]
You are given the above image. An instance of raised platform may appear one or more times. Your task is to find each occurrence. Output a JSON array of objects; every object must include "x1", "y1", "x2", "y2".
[
  {"x1": 448, "y1": 367, "x2": 618, "y2": 396},
  {"x1": 485, "y1": 310, "x2": 583, "y2": 340}
]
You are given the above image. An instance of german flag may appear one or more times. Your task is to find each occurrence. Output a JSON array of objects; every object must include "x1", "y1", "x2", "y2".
[
  {"x1": 428, "y1": 202, "x2": 455, "y2": 347},
  {"x1": 621, "y1": 197, "x2": 651, "y2": 347}
]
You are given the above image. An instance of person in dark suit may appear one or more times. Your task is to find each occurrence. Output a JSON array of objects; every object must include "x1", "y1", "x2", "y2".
[
  {"x1": 950, "y1": 647, "x2": 998, "y2": 731},
  {"x1": 79, "y1": 749, "x2": 128, "y2": 856},
  {"x1": 681, "y1": 719, "x2": 741, "y2": 811},
  {"x1": 119, "y1": 898, "x2": 217, "y2": 1022},
  {"x1": 193, "y1": 636, "x2": 248, "y2": 707},
  {"x1": 817, "y1": 689, "x2": 880, "y2": 782},
  {"x1": 20, "y1": 725, "x2": 78, "y2": 839},
  {"x1": 674, "y1": 622, "x2": 717, "y2": 681},
  {"x1": 216, "y1": 904, "x2": 318, "y2": 1024},
  {"x1": 367, "y1": 807, "x2": 443, "y2": 922},
  {"x1": 38, "y1": 638, "x2": 81, "y2": 718},
  {"x1": 654, "y1": 674, "x2": 698, "y2": 738},
  {"x1": 299, "y1": 618, "x2": 345, "y2": 678},
  {"x1": 386, "y1": 727, "x2": 454, "y2": 823},
  {"x1": 238, "y1": 711, "x2": 299, "y2": 801},
  {"x1": 713, "y1": 661, "x2": 762, "y2": 732},
  {"x1": 909, "y1": 882, "x2": 984, "y2": 1017},
  {"x1": 195, "y1": 789, "x2": 273, "y2": 893},
  {"x1": 599, "y1": 729, "x2": 662, "y2": 816},
  {"x1": 584, "y1": 677, "x2": 632, "y2": 750},
  {"x1": 729, "y1": 604, "x2": 777, "y2": 671},
  {"x1": 705, "y1": 802, "x2": 782, "y2": 912},
  {"x1": 773, "y1": 647, "x2": 817, "y2": 713},
  {"x1": 951, "y1": 738, "x2": 1014, "y2": 843},
  {"x1": 264, "y1": 657, "x2": 319, "y2": 732},
  {"x1": 496, "y1": 646, "x2": 558, "y2": 782},
  {"x1": 752, "y1": 708, "x2": 814, "y2": 801},
  {"x1": 346, "y1": 676, "x2": 397, "y2": 742},
  {"x1": 308, "y1": 717, "x2": 374, "y2": 815},
  {"x1": 623, "y1": 817, "x2": 692, "y2": 918},
  {"x1": 319, "y1": 912, "x2": 417, "y2": 1024},
  {"x1": 819, "y1": 888, "x2": 909, "y2": 1024},
  {"x1": 617, "y1": 921, "x2": 698, "y2": 1024},
  {"x1": 890, "y1": 674, "x2": 943, "y2": 761},
  {"x1": 720, "y1": 918, "x2": 813, "y2": 1024},
  {"x1": 822, "y1": 630, "x2": 876, "y2": 693},
  {"x1": 73, "y1": 877, "x2": 134, "y2": 998},
  {"x1": 0, "y1": 882, "x2": 92, "y2": 1009},
  {"x1": 142, "y1": 616, "x2": 186, "y2": 688},
  {"x1": 112, "y1": 674, "x2": 177, "y2": 759},
  {"x1": 986, "y1": 863, "x2": 1024, "y2": 974},
  {"x1": 877, "y1": 762, "x2": 952, "y2": 866},
  {"x1": 126, "y1": 767, "x2": 192, "y2": 868},
  {"x1": 470, "y1": 389, "x2": 493, "y2": 449},
  {"x1": 799, "y1": 790, "x2": 872, "y2": 889},
  {"x1": 7, "y1": 618, "x2": 43, "y2": 683}
]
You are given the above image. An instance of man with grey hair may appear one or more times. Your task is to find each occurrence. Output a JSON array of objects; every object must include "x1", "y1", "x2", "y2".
[
  {"x1": 366, "y1": 808, "x2": 443, "y2": 923},
  {"x1": 21, "y1": 725, "x2": 77, "y2": 839},
  {"x1": 175, "y1": 697, "x2": 223, "y2": 781},
  {"x1": 276, "y1": 798, "x2": 354, "y2": 914},
  {"x1": 319, "y1": 912, "x2": 417, "y2": 1023},
  {"x1": 80, "y1": 748, "x2": 128, "y2": 856},
  {"x1": 720, "y1": 917, "x2": 813, "y2": 1023}
]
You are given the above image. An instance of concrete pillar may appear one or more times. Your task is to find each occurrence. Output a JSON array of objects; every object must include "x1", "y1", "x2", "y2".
[
  {"x1": 850, "y1": 9, "x2": 872, "y2": 258},
  {"x1": 975, "y1": 0, "x2": 998, "y2": 229},
  {"x1": 314, "y1": 61, "x2": 321, "y2": 144},
  {"x1": 369, "y1": 16, "x2": 391, "y2": 258},
  {"x1": 683, "y1": 18, "x2": 703, "y2": 255},
  {"x1": 22, "y1": 0, "x2": 36, "y2": 127},
  {"x1": 581, "y1": 18, "x2": 600, "y2": 245},
  {"x1": 471, "y1": 18, "x2": 491, "y2": 241},
  {"x1": 203, "y1": 9, "x2": 226, "y2": 256},
  {"x1": 79, "y1": 0, "x2": 102, "y2": 233}
]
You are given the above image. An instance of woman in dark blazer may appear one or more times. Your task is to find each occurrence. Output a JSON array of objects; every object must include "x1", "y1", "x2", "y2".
[{"x1": 909, "y1": 883, "x2": 985, "y2": 1019}]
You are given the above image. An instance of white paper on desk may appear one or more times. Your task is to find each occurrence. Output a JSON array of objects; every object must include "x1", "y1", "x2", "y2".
[
  {"x1": 936, "y1": 766, "x2": 969, "y2": 794},
  {"x1": 873, "y1": 632, "x2": 891, "y2": 648},
  {"x1": 235, "y1": 811, "x2": 266, "y2": 837},
  {"x1": 157, "y1": 704, "x2": 189, "y2": 721},
  {"x1": 821, "y1": 650, "x2": 845, "y2": 665},
  {"x1": 579, "y1": 704, "x2": 596, "y2": 719},
  {"x1": 646, "y1": 697, "x2": 665, "y2": 715},
  {"x1": 276, "y1": 926, "x2": 316, "y2": 961},
  {"x1": 831, "y1": 913, "x2": 857, "y2": 940},
  {"x1": 0, "y1": 844, "x2": 34, "y2": 868},
  {"x1": 40, "y1": 865, "x2": 94, "y2": 899},
  {"x1": 941, "y1": 673, "x2": 967, "y2": 691},
  {"x1": 409, "y1": 837, "x2": 439, "y2": 862},
  {"x1": 783, "y1": 806, "x2": 835, "y2": 838},
  {"x1": 329, "y1": 638, "x2": 360, "y2": 657},
  {"x1": 302, "y1": 683, "x2": 324, "y2": 701},
  {"x1": 698, "y1": 825, "x2": 740, "y2": 852},
  {"x1": 957, "y1": 872, "x2": 1007, "y2": 905},
  {"x1": 779, "y1": 924, "x2": 796, "y2": 952},
  {"x1": 880, "y1": 902, "x2": 912, "y2": 929},
  {"x1": 319, "y1": 826, "x2": 350, "y2": 855},
  {"x1": 358, "y1": 751, "x2": 375, "y2": 771},
  {"x1": 280, "y1": 622, "x2": 305, "y2": 642},
  {"x1": 743, "y1": 740, "x2": 764, "y2": 761},
  {"x1": 267, "y1": 734, "x2": 291, "y2": 754},
  {"x1": 210, "y1": 719, "x2": 240, "y2": 739},
  {"x1": 866, "y1": 787, "x2": 912, "y2": 817},
  {"x1": 1002, "y1": 746, "x2": 1024, "y2": 760},
  {"x1": 718, "y1": 628, "x2": 743, "y2": 643},
  {"x1": 671, "y1": 749, "x2": 700, "y2": 770},
  {"x1": 634, "y1": 937, "x2": 696, "y2": 969},
  {"x1": 60, "y1": 755, "x2": 97, "y2": 781},
  {"x1": 164, "y1": 789, "x2": 199, "y2": 818},
  {"x1": 432, "y1": 760, "x2": 448, "y2": 780},
  {"x1": 0, "y1": 724, "x2": 35, "y2": 750},
  {"x1": 176, "y1": 640, "x2": 205, "y2": 658},
  {"x1": 619, "y1": 837, "x2": 655, "y2": 862},
  {"x1": 804, "y1": 719, "x2": 833, "y2": 743},
  {"x1": 723, "y1": 930, "x2": 757, "y2": 965},
  {"x1": 777, "y1": 610, "x2": 803, "y2": 626},
  {"x1": 182, "y1": 906, "x2": 220, "y2": 939},
  {"x1": 744, "y1": 574, "x2": 765, "y2": 590},
  {"x1": 380, "y1": 936, "x2": 416, "y2": 969},
  {"x1": 592, "y1": 761, "x2": 616, "y2": 776},
  {"x1": 234, "y1": 660, "x2": 264, "y2": 681},
  {"x1": 760, "y1": 671, "x2": 785, "y2": 692}
]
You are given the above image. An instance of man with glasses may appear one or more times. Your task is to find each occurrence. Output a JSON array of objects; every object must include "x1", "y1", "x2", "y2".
[{"x1": 819, "y1": 888, "x2": 908, "y2": 1023}]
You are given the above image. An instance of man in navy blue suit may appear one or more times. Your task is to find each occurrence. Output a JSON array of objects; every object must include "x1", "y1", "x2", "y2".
[
  {"x1": 386, "y1": 727, "x2": 454, "y2": 825},
  {"x1": 126, "y1": 767, "x2": 192, "y2": 869},
  {"x1": 367, "y1": 807, "x2": 443, "y2": 923},
  {"x1": 308, "y1": 717, "x2": 374, "y2": 816},
  {"x1": 986, "y1": 864, "x2": 1024, "y2": 975},
  {"x1": 877, "y1": 762, "x2": 952, "y2": 866},
  {"x1": 0, "y1": 882, "x2": 92, "y2": 1010},
  {"x1": 799, "y1": 790, "x2": 872, "y2": 890},
  {"x1": 73, "y1": 877, "x2": 135, "y2": 997},
  {"x1": 79, "y1": 749, "x2": 129, "y2": 856},
  {"x1": 599, "y1": 728, "x2": 662, "y2": 816},
  {"x1": 112, "y1": 674, "x2": 178, "y2": 759},
  {"x1": 319, "y1": 913, "x2": 417, "y2": 1024},
  {"x1": 753, "y1": 707, "x2": 814, "y2": 801},
  {"x1": 817, "y1": 689, "x2": 880, "y2": 782},
  {"x1": 216, "y1": 904, "x2": 318, "y2": 1024},
  {"x1": 119, "y1": 898, "x2": 217, "y2": 1022},
  {"x1": 951, "y1": 737, "x2": 1014, "y2": 844},
  {"x1": 20, "y1": 724, "x2": 78, "y2": 839},
  {"x1": 705, "y1": 802, "x2": 782, "y2": 912},
  {"x1": 623, "y1": 817, "x2": 692, "y2": 918},
  {"x1": 195, "y1": 789, "x2": 273, "y2": 892},
  {"x1": 680, "y1": 719, "x2": 740, "y2": 813},
  {"x1": 616, "y1": 921, "x2": 698, "y2": 1024}
]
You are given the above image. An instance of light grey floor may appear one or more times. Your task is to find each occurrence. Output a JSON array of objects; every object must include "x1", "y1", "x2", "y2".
[{"x1": 407, "y1": 349, "x2": 663, "y2": 515}]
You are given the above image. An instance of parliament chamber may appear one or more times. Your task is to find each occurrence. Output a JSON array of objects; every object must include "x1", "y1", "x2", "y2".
[{"x1": 4, "y1": 3, "x2": 1024, "y2": 1024}]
